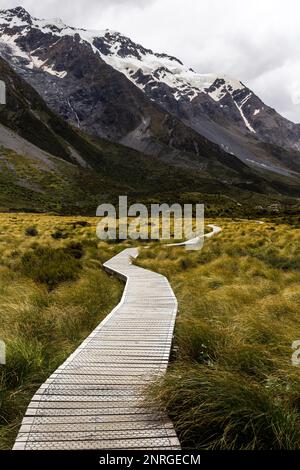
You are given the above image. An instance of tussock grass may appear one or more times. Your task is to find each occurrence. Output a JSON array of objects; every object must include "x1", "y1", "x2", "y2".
[
  {"x1": 0, "y1": 213, "x2": 124, "y2": 449},
  {"x1": 137, "y1": 218, "x2": 300, "y2": 449},
  {"x1": 1, "y1": 213, "x2": 300, "y2": 449},
  {"x1": 150, "y1": 364, "x2": 300, "y2": 449}
]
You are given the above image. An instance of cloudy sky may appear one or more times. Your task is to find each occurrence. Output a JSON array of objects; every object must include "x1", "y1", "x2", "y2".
[{"x1": 1, "y1": 0, "x2": 300, "y2": 122}]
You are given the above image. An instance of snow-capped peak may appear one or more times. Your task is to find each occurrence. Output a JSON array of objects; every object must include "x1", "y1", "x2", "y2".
[
  {"x1": 0, "y1": 7, "x2": 244, "y2": 99},
  {"x1": 1, "y1": 6, "x2": 29, "y2": 17},
  {"x1": 37, "y1": 17, "x2": 68, "y2": 30},
  {"x1": 0, "y1": 7, "x2": 252, "y2": 131},
  {"x1": 0, "y1": 6, "x2": 32, "y2": 26}
]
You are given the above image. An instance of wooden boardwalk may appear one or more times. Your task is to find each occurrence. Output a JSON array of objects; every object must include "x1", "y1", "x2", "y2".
[{"x1": 13, "y1": 248, "x2": 180, "y2": 450}]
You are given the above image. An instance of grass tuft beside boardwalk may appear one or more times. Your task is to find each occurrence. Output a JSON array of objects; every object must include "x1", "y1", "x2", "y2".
[
  {"x1": 136, "y1": 218, "x2": 300, "y2": 449},
  {"x1": 0, "y1": 213, "x2": 125, "y2": 449}
]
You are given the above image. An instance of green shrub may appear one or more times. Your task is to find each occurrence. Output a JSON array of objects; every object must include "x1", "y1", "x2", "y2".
[
  {"x1": 25, "y1": 227, "x2": 38, "y2": 237},
  {"x1": 72, "y1": 221, "x2": 91, "y2": 228},
  {"x1": 51, "y1": 230, "x2": 68, "y2": 240},
  {"x1": 65, "y1": 242, "x2": 84, "y2": 259},
  {"x1": 20, "y1": 247, "x2": 81, "y2": 289}
]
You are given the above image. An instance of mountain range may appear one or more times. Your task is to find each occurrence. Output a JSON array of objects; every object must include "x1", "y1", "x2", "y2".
[{"x1": 0, "y1": 6, "x2": 299, "y2": 215}]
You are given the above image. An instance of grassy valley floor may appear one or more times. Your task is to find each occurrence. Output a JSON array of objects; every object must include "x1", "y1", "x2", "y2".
[{"x1": 0, "y1": 214, "x2": 300, "y2": 449}]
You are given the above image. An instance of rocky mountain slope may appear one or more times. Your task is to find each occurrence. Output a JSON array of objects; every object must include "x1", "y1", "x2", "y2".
[
  {"x1": 0, "y1": 57, "x2": 205, "y2": 212},
  {"x1": 2, "y1": 54, "x2": 287, "y2": 214},
  {"x1": 0, "y1": 5, "x2": 299, "y2": 183},
  {"x1": 0, "y1": 9, "x2": 276, "y2": 184}
]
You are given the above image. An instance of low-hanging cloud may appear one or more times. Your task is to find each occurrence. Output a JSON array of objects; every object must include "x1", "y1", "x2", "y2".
[
  {"x1": 1, "y1": 0, "x2": 300, "y2": 122},
  {"x1": 0, "y1": 0, "x2": 154, "y2": 19}
]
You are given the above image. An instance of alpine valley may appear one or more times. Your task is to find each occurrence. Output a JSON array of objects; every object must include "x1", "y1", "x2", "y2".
[{"x1": 0, "y1": 6, "x2": 299, "y2": 215}]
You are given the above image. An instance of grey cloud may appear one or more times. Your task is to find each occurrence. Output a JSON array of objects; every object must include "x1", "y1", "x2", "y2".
[{"x1": 0, "y1": 0, "x2": 154, "y2": 19}]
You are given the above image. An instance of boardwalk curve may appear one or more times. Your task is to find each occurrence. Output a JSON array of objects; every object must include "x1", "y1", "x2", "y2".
[
  {"x1": 13, "y1": 225, "x2": 221, "y2": 450},
  {"x1": 13, "y1": 249, "x2": 180, "y2": 450}
]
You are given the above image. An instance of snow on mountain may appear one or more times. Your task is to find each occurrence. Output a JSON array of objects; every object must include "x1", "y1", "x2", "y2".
[
  {"x1": 0, "y1": 7, "x2": 245, "y2": 104},
  {"x1": 0, "y1": 6, "x2": 299, "y2": 154}
]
